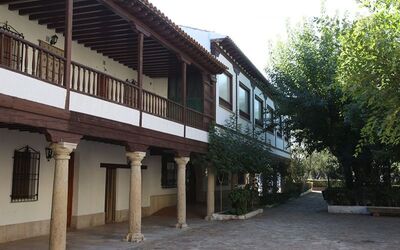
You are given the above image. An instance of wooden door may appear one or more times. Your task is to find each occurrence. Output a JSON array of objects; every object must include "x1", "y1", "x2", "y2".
[
  {"x1": 105, "y1": 168, "x2": 116, "y2": 223},
  {"x1": 67, "y1": 153, "x2": 75, "y2": 228}
]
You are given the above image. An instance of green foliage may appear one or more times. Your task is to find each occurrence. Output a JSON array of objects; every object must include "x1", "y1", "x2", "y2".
[
  {"x1": 229, "y1": 186, "x2": 252, "y2": 215},
  {"x1": 200, "y1": 115, "x2": 274, "y2": 176},
  {"x1": 339, "y1": 0, "x2": 400, "y2": 147},
  {"x1": 266, "y1": 14, "x2": 363, "y2": 187},
  {"x1": 266, "y1": 11, "x2": 400, "y2": 188},
  {"x1": 323, "y1": 186, "x2": 400, "y2": 207},
  {"x1": 289, "y1": 144, "x2": 341, "y2": 182}
]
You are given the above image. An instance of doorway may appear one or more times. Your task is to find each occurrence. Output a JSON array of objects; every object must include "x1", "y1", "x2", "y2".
[
  {"x1": 186, "y1": 163, "x2": 197, "y2": 204},
  {"x1": 104, "y1": 168, "x2": 117, "y2": 223}
]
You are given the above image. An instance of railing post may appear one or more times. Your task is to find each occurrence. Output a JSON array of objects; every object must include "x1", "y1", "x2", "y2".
[
  {"x1": 137, "y1": 32, "x2": 144, "y2": 126},
  {"x1": 0, "y1": 33, "x2": 4, "y2": 66},
  {"x1": 179, "y1": 58, "x2": 188, "y2": 136},
  {"x1": 64, "y1": 0, "x2": 73, "y2": 110}
]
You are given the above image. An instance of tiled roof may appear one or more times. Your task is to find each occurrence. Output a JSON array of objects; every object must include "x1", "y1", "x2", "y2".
[{"x1": 117, "y1": 0, "x2": 227, "y2": 74}]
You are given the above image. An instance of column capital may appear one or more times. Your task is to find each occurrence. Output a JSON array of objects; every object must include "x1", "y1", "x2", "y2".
[
  {"x1": 127, "y1": 151, "x2": 146, "y2": 166},
  {"x1": 174, "y1": 157, "x2": 190, "y2": 167},
  {"x1": 50, "y1": 142, "x2": 77, "y2": 160}
]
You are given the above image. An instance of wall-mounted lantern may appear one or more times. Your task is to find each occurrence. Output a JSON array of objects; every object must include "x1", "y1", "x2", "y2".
[
  {"x1": 49, "y1": 34, "x2": 58, "y2": 46},
  {"x1": 45, "y1": 147, "x2": 53, "y2": 161}
]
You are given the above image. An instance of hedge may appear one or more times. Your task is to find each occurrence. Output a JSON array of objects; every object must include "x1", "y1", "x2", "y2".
[{"x1": 322, "y1": 186, "x2": 400, "y2": 207}]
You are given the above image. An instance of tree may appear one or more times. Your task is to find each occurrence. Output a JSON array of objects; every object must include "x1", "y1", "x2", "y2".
[
  {"x1": 267, "y1": 14, "x2": 362, "y2": 187},
  {"x1": 338, "y1": 0, "x2": 400, "y2": 146},
  {"x1": 193, "y1": 115, "x2": 275, "y2": 211}
]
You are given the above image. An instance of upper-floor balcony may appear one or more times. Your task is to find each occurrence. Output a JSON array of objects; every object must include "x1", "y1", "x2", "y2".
[{"x1": 0, "y1": 0, "x2": 226, "y2": 143}]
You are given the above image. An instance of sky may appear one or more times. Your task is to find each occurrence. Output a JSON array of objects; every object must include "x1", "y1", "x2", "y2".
[{"x1": 148, "y1": 0, "x2": 367, "y2": 75}]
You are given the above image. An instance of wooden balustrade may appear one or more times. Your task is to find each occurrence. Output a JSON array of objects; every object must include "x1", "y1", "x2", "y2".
[
  {"x1": 142, "y1": 90, "x2": 184, "y2": 123},
  {"x1": 186, "y1": 108, "x2": 208, "y2": 130},
  {"x1": 71, "y1": 61, "x2": 139, "y2": 108},
  {"x1": 0, "y1": 30, "x2": 210, "y2": 131},
  {"x1": 0, "y1": 30, "x2": 66, "y2": 86}
]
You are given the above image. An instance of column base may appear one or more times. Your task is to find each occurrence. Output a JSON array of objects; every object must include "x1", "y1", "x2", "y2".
[
  {"x1": 125, "y1": 232, "x2": 145, "y2": 243},
  {"x1": 204, "y1": 215, "x2": 213, "y2": 221},
  {"x1": 175, "y1": 223, "x2": 188, "y2": 229}
]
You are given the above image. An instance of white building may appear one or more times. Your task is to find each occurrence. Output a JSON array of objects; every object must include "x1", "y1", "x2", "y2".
[{"x1": 182, "y1": 26, "x2": 291, "y2": 160}]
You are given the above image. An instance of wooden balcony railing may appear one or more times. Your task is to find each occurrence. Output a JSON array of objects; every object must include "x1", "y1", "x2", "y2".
[
  {"x1": 71, "y1": 62, "x2": 139, "y2": 109},
  {"x1": 187, "y1": 108, "x2": 206, "y2": 130},
  {"x1": 0, "y1": 30, "x2": 66, "y2": 86},
  {"x1": 142, "y1": 90, "x2": 184, "y2": 123},
  {"x1": 0, "y1": 29, "x2": 210, "y2": 131}
]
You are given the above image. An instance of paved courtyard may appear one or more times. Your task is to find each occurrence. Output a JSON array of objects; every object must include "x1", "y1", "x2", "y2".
[{"x1": 2, "y1": 192, "x2": 400, "y2": 250}]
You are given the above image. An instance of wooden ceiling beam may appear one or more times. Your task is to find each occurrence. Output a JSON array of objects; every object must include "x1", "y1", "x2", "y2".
[
  {"x1": 38, "y1": 10, "x2": 111, "y2": 24},
  {"x1": 78, "y1": 34, "x2": 133, "y2": 44},
  {"x1": 72, "y1": 30, "x2": 133, "y2": 40},
  {"x1": 9, "y1": 0, "x2": 64, "y2": 10},
  {"x1": 47, "y1": 14, "x2": 119, "y2": 29},
  {"x1": 55, "y1": 20, "x2": 128, "y2": 33},
  {"x1": 19, "y1": 1, "x2": 98, "y2": 15},
  {"x1": 0, "y1": 0, "x2": 32, "y2": 4},
  {"x1": 71, "y1": 26, "x2": 131, "y2": 36},
  {"x1": 29, "y1": 5, "x2": 106, "y2": 20},
  {"x1": 88, "y1": 42, "x2": 163, "y2": 51},
  {"x1": 99, "y1": 49, "x2": 168, "y2": 56}
]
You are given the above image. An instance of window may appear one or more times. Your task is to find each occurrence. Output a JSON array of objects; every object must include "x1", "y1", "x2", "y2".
[
  {"x1": 161, "y1": 155, "x2": 177, "y2": 188},
  {"x1": 11, "y1": 146, "x2": 41, "y2": 202},
  {"x1": 266, "y1": 105, "x2": 274, "y2": 133},
  {"x1": 277, "y1": 116, "x2": 283, "y2": 137},
  {"x1": 239, "y1": 83, "x2": 250, "y2": 119},
  {"x1": 255, "y1": 96, "x2": 263, "y2": 127},
  {"x1": 217, "y1": 73, "x2": 232, "y2": 109}
]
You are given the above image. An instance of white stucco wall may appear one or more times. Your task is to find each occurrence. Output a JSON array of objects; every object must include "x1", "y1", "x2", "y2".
[
  {"x1": 0, "y1": 68, "x2": 66, "y2": 109},
  {"x1": 69, "y1": 92, "x2": 140, "y2": 126},
  {"x1": 0, "y1": 129, "x2": 54, "y2": 226},
  {"x1": 142, "y1": 113, "x2": 185, "y2": 137},
  {"x1": 73, "y1": 141, "x2": 126, "y2": 216}
]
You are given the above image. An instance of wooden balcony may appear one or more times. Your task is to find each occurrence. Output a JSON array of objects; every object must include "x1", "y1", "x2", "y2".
[{"x1": 0, "y1": 29, "x2": 209, "y2": 131}]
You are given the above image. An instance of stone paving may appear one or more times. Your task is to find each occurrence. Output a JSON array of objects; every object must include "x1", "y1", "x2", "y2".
[{"x1": 2, "y1": 192, "x2": 400, "y2": 250}]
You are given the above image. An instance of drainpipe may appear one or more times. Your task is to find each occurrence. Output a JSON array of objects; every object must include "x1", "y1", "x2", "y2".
[
  {"x1": 233, "y1": 66, "x2": 240, "y2": 130},
  {"x1": 252, "y1": 84, "x2": 255, "y2": 138}
]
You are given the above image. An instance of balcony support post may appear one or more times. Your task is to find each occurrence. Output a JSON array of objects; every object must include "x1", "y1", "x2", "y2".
[
  {"x1": 64, "y1": 0, "x2": 73, "y2": 110},
  {"x1": 178, "y1": 56, "x2": 189, "y2": 135},
  {"x1": 137, "y1": 32, "x2": 144, "y2": 126}
]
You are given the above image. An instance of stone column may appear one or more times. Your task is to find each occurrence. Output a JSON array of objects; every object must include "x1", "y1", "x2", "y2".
[
  {"x1": 206, "y1": 166, "x2": 215, "y2": 220},
  {"x1": 175, "y1": 157, "x2": 190, "y2": 228},
  {"x1": 49, "y1": 142, "x2": 77, "y2": 250},
  {"x1": 245, "y1": 173, "x2": 250, "y2": 185},
  {"x1": 125, "y1": 151, "x2": 146, "y2": 242}
]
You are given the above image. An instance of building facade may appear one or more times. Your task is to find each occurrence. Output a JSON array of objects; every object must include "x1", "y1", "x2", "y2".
[
  {"x1": 0, "y1": 0, "x2": 225, "y2": 247},
  {"x1": 182, "y1": 26, "x2": 291, "y2": 160},
  {"x1": 0, "y1": 1, "x2": 290, "y2": 249}
]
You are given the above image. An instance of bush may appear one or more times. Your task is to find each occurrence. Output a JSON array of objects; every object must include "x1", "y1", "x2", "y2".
[
  {"x1": 260, "y1": 193, "x2": 293, "y2": 205},
  {"x1": 323, "y1": 187, "x2": 400, "y2": 207},
  {"x1": 229, "y1": 185, "x2": 257, "y2": 215}
]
